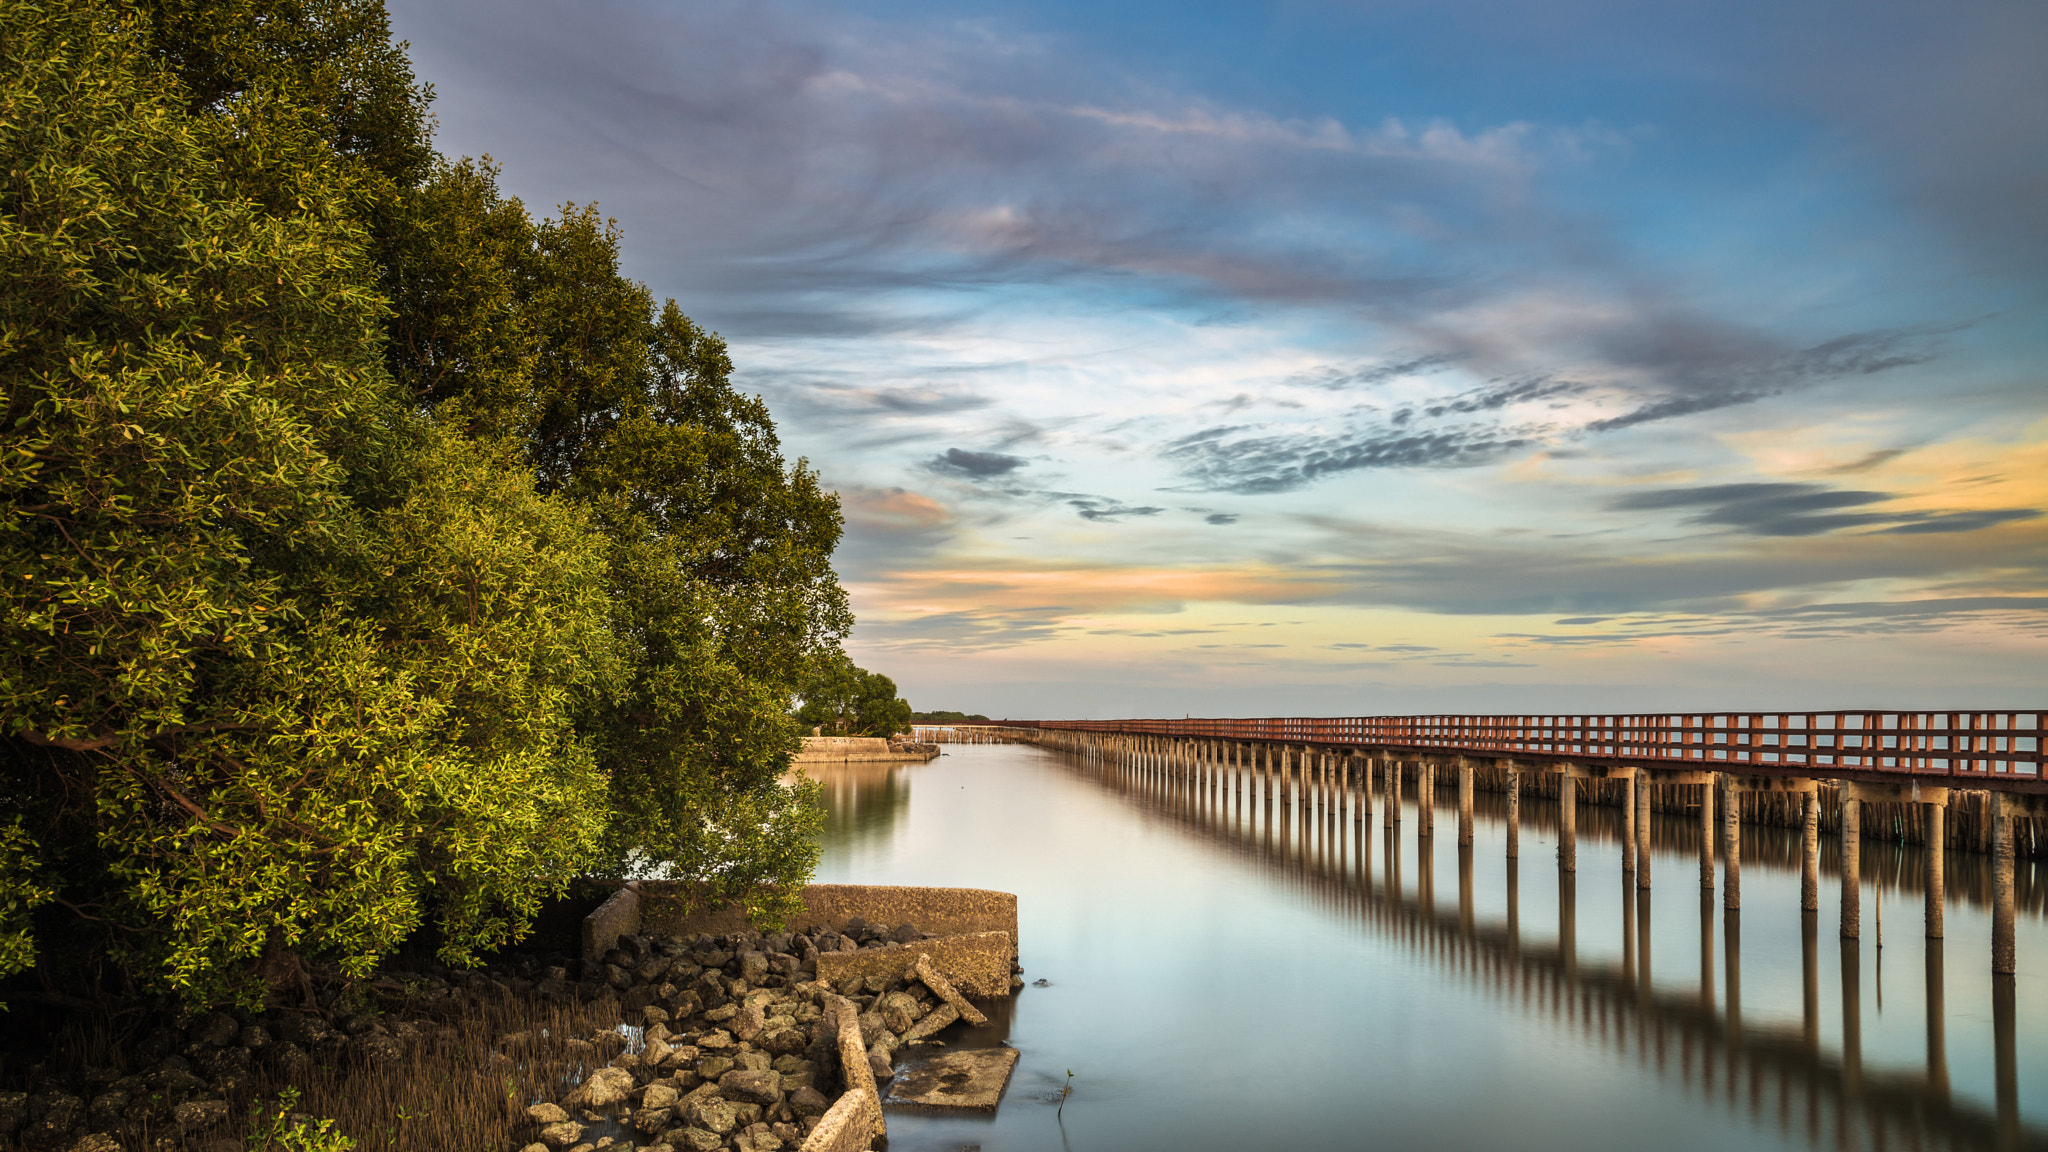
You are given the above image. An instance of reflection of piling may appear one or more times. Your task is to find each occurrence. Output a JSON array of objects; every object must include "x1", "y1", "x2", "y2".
[{"x1": 1034, "y1": 735, "x2": 2046, "y2": 1152}]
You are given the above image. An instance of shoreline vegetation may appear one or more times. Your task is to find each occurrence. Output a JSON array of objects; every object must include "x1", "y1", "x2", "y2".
[{"x1": 1, "y1": 2, "x2": 914, "y2": 1149}]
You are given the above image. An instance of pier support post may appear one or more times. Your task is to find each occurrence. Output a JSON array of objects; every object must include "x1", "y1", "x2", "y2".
[
  {"x1": 1635, "y1": 772, "x2": 1651, "y2": 890},
  {"x1": 1505, "y1": 761, "x2": 1520, "y2": 859},
  {"x1": 1925, "y1": 800, "x2": 1945, "y2": 939},
  {"x1": 1457, "y1": 756, "x2": 1474, "y2": 847},
  {"x1": 1722, "y1": 774, "x2": 1741, "y2": 911},
  {"x1": 1357, "y1": 754, "x2": 1371, "y2": 821},
  {"x1": 1700, "y1": 774, "x2": 1717, "y2": 891},
  {"x1": 1841, "y1": 797, "x2": 1861, "y2": 938},
  {"x1": 1559, "y1": 769, "x2": 1577, "y2": 872},
  {"x1": 1386, "y1": 758, "x2": 1400, "y2": 827},
  {"x1": 1621, "y1": 770, "x2": 1636, "y2": 874},
  {"x1": 1801, "y1": 791, "x2": 1819, "y2": 912},
  {"x1": 1992, "y1": 793, "x2": 2015, "y2": 974},
  {"x1": 1420, "y1": 759, "x2": 1436, "y2": 837}
]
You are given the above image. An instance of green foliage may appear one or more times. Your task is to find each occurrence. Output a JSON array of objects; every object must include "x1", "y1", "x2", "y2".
[
  {"x1": 796, "y1": 654, "x2": 913, "y2": 738},
  {"x1": 911, "y1": 710, "x2": 990, "y2": 725},
  {"x1": 0, "y1": 2, "x2": 615, "y2": 1004},
  {"x1": 1, "y1": 0, "x2": 850, "y2": 1003},
  {"x1": 249, "y1": 1087, "x2": 357, "y2": 1152}
]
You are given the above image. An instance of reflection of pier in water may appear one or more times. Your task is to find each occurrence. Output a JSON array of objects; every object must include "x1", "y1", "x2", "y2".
[{"x1": 1055, "y1": 745, "x2": 2045, "y2": 1152}]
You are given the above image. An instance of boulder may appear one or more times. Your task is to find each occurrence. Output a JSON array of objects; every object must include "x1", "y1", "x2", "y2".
[
  {"x1": 538, "y1": 1120, "x2": 585, "y2": 1148},
  {"x1": 564, "y1": 1066, "x2": 635, "y2": 1109},
  {"x1": 686, "y1": 1097, "x2": 740, "y2": 1136},
  {"x1": 717, "y1": 1069, "x2": 783, "y2": 1107},
  {"x1": 643, "y1": 1084, "x2": 680, "y2": 1111},
  {"x1": 733, "y1": 1002, "x2": 766, "y2": 1042},
  {"x1": 787, "y1": 1086, "x2": 829, "y2": 1118},
  {"x1": 526, "y1": 1103, "x2": 569, "y2": 1126},
  {"x1": 172, "y1": 1099, "x2": 230, "y2": 1135}
]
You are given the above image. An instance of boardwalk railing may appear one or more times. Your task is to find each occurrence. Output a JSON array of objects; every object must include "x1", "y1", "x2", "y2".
[{"x1": 1008, "y1": 712, "x2": 2045, "y2": 787}]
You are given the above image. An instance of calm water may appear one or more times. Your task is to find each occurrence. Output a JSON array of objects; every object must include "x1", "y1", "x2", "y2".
[{"x1": 811, "y1": 742, "x2": 2048, "y2": 1152}]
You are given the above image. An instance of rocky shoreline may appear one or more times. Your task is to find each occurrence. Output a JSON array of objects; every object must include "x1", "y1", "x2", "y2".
[{"x1": 0, "y1": 916, "x2": 1013, "y2": 1152}]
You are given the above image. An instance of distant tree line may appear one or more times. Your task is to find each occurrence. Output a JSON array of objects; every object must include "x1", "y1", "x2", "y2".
[
  {"x1": 0, "y1": 0, "x2": 867, "y2": 1008},
  {"x1": 792, "y1": 655, "x2": 913, "y2": 738},
  {"x1": 910, "y1": 711, "x2": 993, "y2": 725}
]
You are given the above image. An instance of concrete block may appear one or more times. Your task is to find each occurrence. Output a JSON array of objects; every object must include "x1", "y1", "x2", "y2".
[
  {"x1": 816, "y1": 931, "x2": 1015, "y2": 1000},
  {"x1": 582, "y1": 885, "x2": 640, "y2": 963},
  {"x1": 797, "y1": 1087, "x2": 883, "y2": 1152},
  {"x1": 884, "y1": 1047, "x2": 1020, "y2": 1111}
]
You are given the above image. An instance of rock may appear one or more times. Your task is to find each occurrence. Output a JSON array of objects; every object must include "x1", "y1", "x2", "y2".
[
  {"x1": 350, "y1": 1033, "x2": 404, "y2": 1066},
  {"x1": 564, "y1": 1067, "x2": 636, "y2": 1109},
  {"x1": 632, "y1": 1106, "x2": 674, "y2": 1134},
  {"x1": 787, "y1": 1086, "x2": 829, "y2": 1118},
  {"x1": 734, "y1": 1131, "x2": 783, "y2": 1152},
  {"x1": 0, "y1": 1090, "x2": 27, "y2": 1139},
  {"x1": 899, "y1": 1003, "x2": 959, "y2": 1044},
  {"x1": 878, "y1": 991, "x2": 920, "y2": 1034},
  {"x1": 85, "y1": 1090, "x2": 128, "y2": 1133},
  {"x1": 912, "y1": 955, "x2": 990, "y2": 1026},
  {"x1": 696, "y1": 1056, "x2": 734, "y2": 1082},
  {"x1": 538, "y1": 1120, "x2": 585, "y2": 1148},
  {"x1": 685, "y1": 1097, "x2": 739, "y2": 1136},
  {"x1": 867, "y1": 1047, "x2": 893, "y2": 1080},
  {"x1": 636, "y1": 957, "x2": 673, "y2": 984},
  {"x1": 888, "y1": 923, "x2": 923, "y2": 944},
  {"x1": 173, "y1": 1099, "x2": 230, "y2": 1134},
  {"x1": 733, "y1": 1002, "x2": 766, "y2": 1042},
  {"x1": 526, "y1": 1103, "x2": 569, "y2": 1125},
  {"x1": 738, "y1": 951, "x2": 770, "y2": 983},
  {"x1": 65, "y1": 1135, "x2": 121, "y2": 1152},
  {"x1": 855, "y1": 1011, "x2": 887, "y2": 1046},
  {"x1": 697, "y1": 1029, "x2": 734, "y2": 1050},
  {"x1": 642, "y1": 1083, "x2": 679, "y2": 1110},
  {"x1": 640, "y1": 1005, "x2": 670, "y2": 1027},
  {"x1": 674, "y1": 1128, "x2": 724, "y2": 1152},
  {"x1": 188, "y1": 1012, "x2": 240, "y2": 1048},
  {"x1": 717, "y1": 1070, "x2": 783, "y2": 1107},
  {"x1": 519, "y1": 1145, "x2": 550, "y2": 1152},
  {"x1": 644, "y1": 1037, "x2": 674, "y2": 1068}
]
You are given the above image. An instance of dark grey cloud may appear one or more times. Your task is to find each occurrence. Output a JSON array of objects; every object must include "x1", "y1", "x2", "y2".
[
  {"x1": 1205, "y1": 513, "x2": 1239, "y2": 525},
  {"x1": 929, "y1": 448, "x2": 1029, "y2": 477},
  {"x1": 1067, "y1": 497, "x2": 1166, "y2": 522},
  {"x1": 1163, "y1": 423, "x2": 1541, "y2": 494},
  {"x1": 1611, "y1": 482, "x2": 2040, "y2": 538}
]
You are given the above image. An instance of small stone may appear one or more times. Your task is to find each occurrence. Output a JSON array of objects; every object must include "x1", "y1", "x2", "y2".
[
  {"x1": 66, "y1": 1135, "x2": 122, "y2": 1152},
  {"x1": 734, "y1": 1132, "x2": 783, "y2": 1152},
  {"x1": 888, "y1": 923, "x2": 922, "y2": 944},
  {"x1": 686, "y1": 1097, "x2": 739, "y2": 1136},
  {"x1": 526, "y1": 1103, "x2": 569, "y2": 1125},
  {"x1": 696, "y1": 1056, "x2": 734, "y2": 1082},
  {"x1": 564, "y1": 1067, "x2": 636, "y2": 1109},
  {"x1": 632, "y1": 1106, "x2": 674, "y2": 1134},
  {"x1": 733, "y1": 1002, "x2": 766, "y2": 1042},
  {"x1": 787, "y1": 1086, "x2": 828, "y2": 1118},
  {"x1": 519, "y1": 1145, "x2": 548, "y2": 1152},
  {"x1": 643, "y1": 1084, "x2": 680, "y2": 1110}
]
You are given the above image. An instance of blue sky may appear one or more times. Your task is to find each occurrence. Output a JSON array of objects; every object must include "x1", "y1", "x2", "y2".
[{"x1": 389, "y1": 0, "x2": 2048, "y2": 717}]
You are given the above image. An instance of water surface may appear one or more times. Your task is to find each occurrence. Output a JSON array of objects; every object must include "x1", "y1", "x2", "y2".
[{"x1": 812, "y1": 742, "x2": 2048, "y2": 1152}]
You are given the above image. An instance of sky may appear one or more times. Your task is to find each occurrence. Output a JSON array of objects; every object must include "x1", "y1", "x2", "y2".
[{"x1": 387, "y1": 0, "x2": 2048, "y2": 719}]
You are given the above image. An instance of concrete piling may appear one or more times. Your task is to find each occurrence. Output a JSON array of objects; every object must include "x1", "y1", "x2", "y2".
[
  {"x1": 1991, "y1": 794, "x2": 2015, "y2": 975},
  {"x1": 1506, "y1": 761, "x2": 1520, "y2": 859},
  {"x1": 1925, "y1": 801, "x2": 1945, "y2": 939},
  {"x1": 1457, "y1": 757, "x2": 1474, "y2": 847},
  {"x1": 1840, "y1": 798, "x2": 1861, "y2": 939},
  {"x1": 1800, "y1": 791, "x2": 1819, "y2": 912},
  {"x1": 1559, "y1": 771, "x2": 1576, "y2": 872},
  {"x1": 1722, "y1": 774, "x2": 1741, "y2": 911}
]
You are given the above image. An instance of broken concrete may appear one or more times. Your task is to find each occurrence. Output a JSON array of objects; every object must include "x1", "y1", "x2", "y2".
[
  {"x1": 898, "y1": 1003, "x2": 958, "y2": 1045},
  {"x1": 817, "y1": 930, "x2": 1014, "y2": 999},
  {"x1": 884, "y1": 1047, "x2": 1021, "y2": 1111},
  {"x1": 912, "y1": 954, "x2": 988, "y2": 1026}
]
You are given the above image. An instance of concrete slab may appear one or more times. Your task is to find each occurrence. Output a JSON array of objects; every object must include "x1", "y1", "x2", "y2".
[{"x1": 884, "y1": 1047, "x2": 1021, "y2": 1112}]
